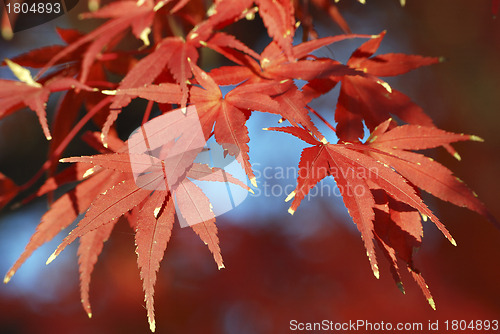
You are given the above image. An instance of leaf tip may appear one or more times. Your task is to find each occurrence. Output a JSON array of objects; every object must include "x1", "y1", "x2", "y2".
[
  {"x1": 428, "y1": 297, "x2": 436, "y2": 310},
  {"x1": 320, "y1": 137, "x2": 328, "y2": 145},
  {"x1": 46, "y1": 252, "x2": 57, "y2": 265},
  {"x1": 218, "y1": 263, "x2": 225, "y2": 270},
  {"x1": 149, "y1": 318, "x2": 156, "y2": 332},
  {"x1": 100, "y1": 132, "x2": 108, "y2": 148},
  {"x1": 101, "y1": 90, "x2": 117, "y2": 96},
  {"x1": 450, "y1": 238, "x2": 457, "y2": 247},
  {"x1": 288, "y1": 207, "x2": 295, "y2": 215},
  {"x1": 371, "y1": 30, "x2": 386, "y2": 38},
  {"x1": 397, "y1": 282, "x2": 405, "y2": 294},
  {"x1": 243, "y1": 7, "x2": 257, "y2": 21},
  {"x1": 3, "y1": 271, "x2": 14, "y2": 284},
  {"x1": 373, "y1": 264, "x2": 380, "y2": 279},
  {"x1": 453, "y1": 152, "x2": 461, "y2": 161},
  {"x1": 153, "y1": 1, "x2": 164, "y2": 11},
  {"x1": 285, "y1": 191, "x2": 296, "y2": 202},
  {"x1": 153, "y1": 206, "x2": 161, "y2": 218},
  {"x1": 250, "y1": 177, "x2": 257, "y2": 188},
  {"x1": 2, "y1": 27, "x2": 14, "y2": 40},
  {"x1": 88, "y1": 0, "x2": 99, "y2": 11},
  {"x1": 470, "y1": 135, "x2": 484, "y2": 142},
  {"x1": 5, "y1": 59, "x2": 40, "y2": 87},
  {"x1": 139, "y1": 27, "x2": 151, "y2": 47},
  {"x1": 377, "y1": 80, "x2": 392, "y2": 93},
  {"x1": 87, "y1": 312, "x2": 92, "y2": 319},
  {"x1": 83, "y1": 168, "x2": 96, "y2": 178}
]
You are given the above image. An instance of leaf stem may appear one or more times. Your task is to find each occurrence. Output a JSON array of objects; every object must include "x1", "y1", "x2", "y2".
[
  {"x1": 84, "y1": 81, "x2": 118, "y2": 89},
  {"x1": 142, "y1": 100, "x2": 154, "y2": 125},
  {"x1": 18, "y1": 96, "x2": 113, "y2": 193},
  {"x1": 306, "y1": 105, "x2": 336, "y2": 133},
  {"x1": 166, "y1": 15, "x2": 185, "y2": 39}
]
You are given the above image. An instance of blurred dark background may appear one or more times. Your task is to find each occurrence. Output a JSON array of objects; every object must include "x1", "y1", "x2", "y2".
[{"x1": 0, "y1": 0, "x2": 499, "y2": 333}]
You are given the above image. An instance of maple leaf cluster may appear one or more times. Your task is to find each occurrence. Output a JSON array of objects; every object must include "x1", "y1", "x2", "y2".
[{"x1": 0, "y1": 0, "x2": 496, "y2": 331}]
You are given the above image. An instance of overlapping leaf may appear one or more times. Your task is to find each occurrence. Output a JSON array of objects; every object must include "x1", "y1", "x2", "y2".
[
  {"x1": 189, "y1": 60, "x2": 281, "y2": 185},
  {"x1": 255, "y1": 0, "x2": 295, "y2": 59},
  {"x1": 40, "y1": 112, "x2": 250, "y2": 329},
  {"x1": 101, "y1": 27, "x2": 261, "y2": 145},
  {"x1": 135, "y1": 192, "x2": 174, "y2": 332},
  {"x1": 207, "y1": 35, "x2": 370, "y2": 143},
  {"x1": 0, "y1": 60, "x2": 93, "y2": 140},
  {"x1": 38, "y1": 0, "x2": 158, "y2": 83},
  {"x1": 300, "y1": 31, "x2": 440, "y2": 142},
  {"x1": 266, "y1": 120, "x2": 493, "y2": 306},
  {"x1": 3, "y1": 169, "x2": 119, "y2": 284},
  {"x1": 366, "y1": 119, "x2": 496, "y2": 224}
]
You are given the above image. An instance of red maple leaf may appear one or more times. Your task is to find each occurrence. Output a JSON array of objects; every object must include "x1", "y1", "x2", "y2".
[
  {"x1": 1, "y1": 27, "x2": 136, "y2": 169},
  {"x1": 370, "y1": 186, "x2": 433, "y2": 304},
  {"x1": 109, "y1": 59, "x2": 283, "y2": 184},
  {"x1": 101, "y1": 28, "x2": 260, "y2": 145},
  {"x1": 366, "y1": 119, "x2": 497, "y2": 224},
  {"x1": 48, "y1": 157, "x2": 244, "y2": 330},
  {"x1": 265, "y1": 120, "x2": 494, "y2": 306},
  {"x1": 302, "y1": 31, "x2": 441, "y2": 142},
  {"x1": 294, "y1": 0, "x2": 352, "y2": 40},
  {"x1": 37, "y1": 0, "x2": 158, "y2": 83},
  {"x1": 3, "y1": 28, "x2": 85, "y2": 69},
  {"x1": 255, "y1": 0, "x2": 295, "y2": 59},
  {"x1": 189, "y1": 60, "x2": 282, "y2": 185},
  {"x1": 0, "y1": 59, "x2": 93, "y2": 140},
  {"x1": 206, "y1": 35, "x2": 370, "y2": 142},
  {"x1": 5, "y1": 109, "x2": 251, "y2": 330}
]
